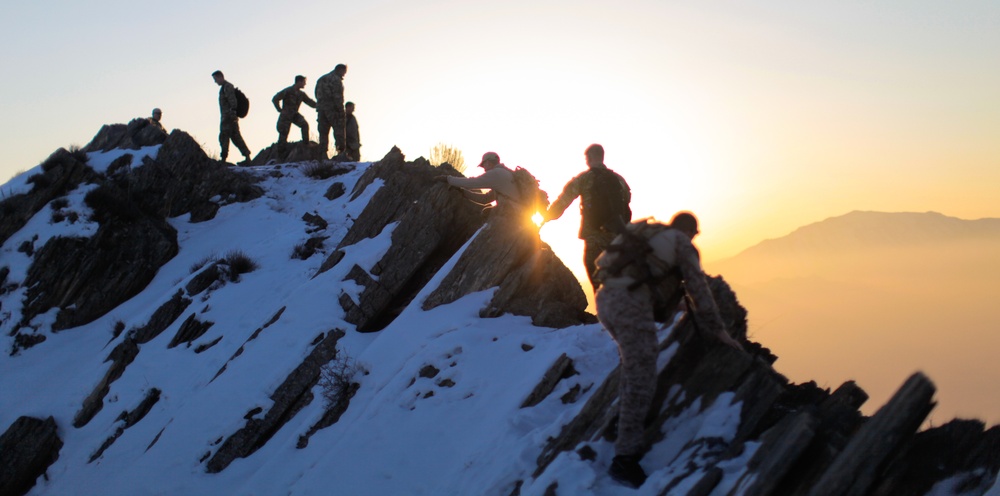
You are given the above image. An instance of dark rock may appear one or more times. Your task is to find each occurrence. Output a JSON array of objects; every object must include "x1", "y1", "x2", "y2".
[
  {"x1": 419, "y1": 365, "x2": 440, "y2": 378},
  {"x1": 206, "y1": 329, "x2": 346, "y2": 473},
  {"x1": 423, "y1": 202, "x2": 592, "y2": 328},
  {"x1": 123, "y1": 130, "x2": 263, "y2": 221},
  {"x1": 324, "y1": 182, "x2": 346, "y2": 200},
  {"x1": 187, "y1": 264, "x2": 224, "y2": 296},
  {"x1": 10, "y1": 332, "x2": 46, "y2": 355},
  {"x1": 19, "y1": 206, "x2": 178, "y2": 332},
  {"x1": 167, "y1": 314, "x2": 214, "y2": 348},
  {"x1": 0, "y1": 148, "x2": 97, "y2": 246},
  {"x1": 133, "y1": 290, "x2": 192, "y2": 343},
  {"x1": 89, "y1": 389, "x2": 161, "y2": 463},
  {"x1": 74, "y1": 337, "x2": 140, "y2": 427},
  {"x1": 330, "y1": 148, "x2": 484, "y2": 332},
  {"x1": 0, "y1": 416, "x2": 63, "y2": 496},
  {"x1": 82, "y1": 118, "x2": 167, "y2": 153},
  {"x1": 250, "y1": 141, "x2": 328, "y2": 166},
  {"x1": 302, "y1": 212, "x2": 328, "y2": 231}
]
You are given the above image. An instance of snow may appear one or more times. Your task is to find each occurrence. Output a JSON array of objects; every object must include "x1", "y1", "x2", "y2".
[{"x1": 0, "y1": 155, "x2": 776, "y2": 495}]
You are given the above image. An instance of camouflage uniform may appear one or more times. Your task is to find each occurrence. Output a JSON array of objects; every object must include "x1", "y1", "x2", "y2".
[
  {"x1": 546, "y1": 166, "x2": 631, "y2": 288},
  {"x1": 595, "y1": 226, "x2": 729, "y2": 458},
  {"x1": 218, "y1": 81, "x2": 251, "y2": 161},
  {"x1": 345, "y1": 112, "x2": 360, "y2": 161},
  {"x1": 272, "y1": 85, "x2": 317, "y2": 143},
  {"x1": 315, "y1": 71, "x2": 345, "y2": 153}
]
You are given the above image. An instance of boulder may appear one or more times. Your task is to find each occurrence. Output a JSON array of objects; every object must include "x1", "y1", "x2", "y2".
[
  {"x1": 82, "y1": 118, "x2": 168, "y2": 153},
  {"x1": 0, "y1": 416, "x2": 63, "y2": 496},
  {"x1": 250, "y1": 141, "x2": 329, "y2": 165}
]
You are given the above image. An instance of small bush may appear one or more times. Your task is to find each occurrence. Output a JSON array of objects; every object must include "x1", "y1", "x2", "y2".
[
  {"x1": 221, "y1": 250, "x2": 259, "y2": 280},
  {"x1": 302, "y1": 162, "x2": 342, "y2": 180},
  {"x1": 429, "y1": 143, "x2": 466, "y2": 174},
  {"x1": 318, "y1": 351, "x2": 364, "y2": 407},
  {"x1": 85, "y1": 184, "x2": 139, "y2": 222},
  {"x1": 51, "y1": 211, "x2": 66, "y2": 223}
]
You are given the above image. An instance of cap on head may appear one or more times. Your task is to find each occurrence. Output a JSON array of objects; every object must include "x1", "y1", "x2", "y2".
[
  {"x1": 295, "y1": 75, "x2": 306, "y2": 84},
  {"x1": 152, "y1": 108, "x2": 162, "y2": 116},
  {"x1": 212, "y1": 70, "x2": 224, "y2": 78},
  {"x1": 478, "y1": 152, "x2": 500, "y2": 168},
  {"x1": 670, "y1": 211, "x2": 699, "y2": 237}
]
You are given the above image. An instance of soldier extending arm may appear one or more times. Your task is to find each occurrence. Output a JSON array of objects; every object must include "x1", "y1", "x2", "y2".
[{"x1": 673, "y1": 237, "x2": 742, "y2": 350}]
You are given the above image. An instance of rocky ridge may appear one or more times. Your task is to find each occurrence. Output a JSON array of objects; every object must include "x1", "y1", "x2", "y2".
[{"x1": 0, "y1": 125, "x2": 997, "y2": 495}]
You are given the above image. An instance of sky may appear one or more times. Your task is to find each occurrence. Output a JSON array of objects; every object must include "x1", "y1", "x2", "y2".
[
  {"x1": 0, "y1": 149, "x2": 761, "y2": 495},
  {"x1": 1, "y1": 0, "x2": 998, "y2": 267}
]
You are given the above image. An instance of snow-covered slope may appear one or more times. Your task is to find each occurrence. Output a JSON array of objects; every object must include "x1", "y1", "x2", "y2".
[{"x1": 2, "y1": 138, "x2": 998, "y2": 496}]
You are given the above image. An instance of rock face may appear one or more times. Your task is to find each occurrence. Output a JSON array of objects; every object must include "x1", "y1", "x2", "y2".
[
  {"x1": 81, "y1": 117, "x2": 168, "y2": 153},
  {"x1": 529, "y1": 279, "x2": 1000, "y2": 495},
  {"x1": 328, "y1": 147, "x2": 591, "y2": 332},
  {"x1": 9, "y1": 127, "x2": 266, "y2": 341},
  {"x1": 0, "y1": 148, "x2": 98, "y2": 246},
  {"x1": 250, "y1": 140, "x2": 330, "y2": 166},
  {"x1": 0, "y1": 416, "x2": 62, "y2": 496}
]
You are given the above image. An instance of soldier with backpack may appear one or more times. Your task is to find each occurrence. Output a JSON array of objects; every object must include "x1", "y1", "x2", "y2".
[
  {"x1": 543, "y1": 144, "x2": 631, "y2": 289},
  {"x1": 315, "y1": 64, "x2": 348, "y2": 157},
  {"x1": 594, "y1": 212, "x2": 742, "y2": 488},
  {"x1": 438, "y1": 151, "x2": 520, "y2": 207},
  {"x1": 212, "y1": 70, "x2": 253, "y2": 165}
]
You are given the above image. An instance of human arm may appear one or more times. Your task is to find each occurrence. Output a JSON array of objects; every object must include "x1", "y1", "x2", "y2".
[
  {"x1": 674, "y1": 236, "x2": 742, "y2": 349},
  {"x1": 303, "y1": 92, "x2": 317, "y2": 108},
  {"x1": 544, "y1": 174, "x2": 584, "y2": 221},
  {"x1": 272, "y1": 89, "x2": 284, "y2": 112}
]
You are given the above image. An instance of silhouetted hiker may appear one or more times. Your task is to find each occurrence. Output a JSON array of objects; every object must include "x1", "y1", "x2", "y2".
[
  {"x1": 344, "y1": 101, "x2": 361, "y2": 161},
  {"x1": 212, "y1": 70, "x2": 253, "y2": 164},
  {"x1": 437, "y1": 152, "x2": 520, "y2": 212},
  {"x1": 148, "y1": 108, "x2": 165, "y2": 132},
  {"x1": 315, "y1": 64, "x2": 347, "y2": 156},
  {"x1": 272, "y1": 75, "x2": 317, "y2": 143},
  {"x1": 593, "y1": 213, "x2": 741, "y2": 488},
  {"x1": 544, "y1": 143, "x2": 631, "y2": 289}
]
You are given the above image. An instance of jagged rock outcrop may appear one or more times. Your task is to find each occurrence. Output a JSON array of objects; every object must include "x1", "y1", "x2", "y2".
[
  {"x1": 206, "y1": 329, "x2": 346, "y2": 473},
  {"x1": 0, "y1": 416, "x2": 62, "y2": 496},
  {"x1": 250, "y1": 141, "x2": 330, "y2": 166},
  {"x1": 10, "y1": 126, "x2": 269, "y2": 340},
  {"x1": 0, "y1": 147, "x2": 98, "y2": 246},
  {"x1": 330, "y1": 147, "x2": 590, "y2": 331},
  {"x1": 423, "y1": 202, "x2": 592, "y2": 328},
  {"x1": 118, "y1": 130, "x2": 264, "y2": 221},
  {"x1": 81, "y1": 118, "x2": 168, "y2": 153},
  {"x1": 529, "y1": 279, "x2": 1000, "y2": 495}
]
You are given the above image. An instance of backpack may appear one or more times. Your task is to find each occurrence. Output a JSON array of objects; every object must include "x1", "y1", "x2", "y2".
[
  {"x1": 507, "y1": 166, "x2": 549, "y2": 219},
  {"x1": 595, "y1": 220, "x2": 684, "y2": 322},
  {"x1": 583, "y1": 168, "x2": 631, "y2": 234},
  {"x1": 234, "y1": 87, "x2": 250, "y2": 118}
]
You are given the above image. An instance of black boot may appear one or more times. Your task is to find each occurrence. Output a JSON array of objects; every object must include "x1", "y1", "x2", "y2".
[{"x1": 609, "y1": 454, "x2": 647, "y2": 488}]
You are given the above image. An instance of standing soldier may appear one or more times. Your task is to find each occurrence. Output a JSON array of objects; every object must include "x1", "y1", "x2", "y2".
[
  {"x1": 272, "y1": 75, "x2": 317, "y2": 143},
  {"x1": 544, "y1": 144, "x2": 631, "y2": 289},
  {"x1": 148, "y1": 108, "x2": 165, "y2": 132},
  {"x1": 315, "y1": 64, "x2": 347, "y2": 156},
  {"x1": 344, "y1": 101, "x2": 361, "y2": 161},
  {"x1": 212, "y1": 70, "x2": 253, "y2": 164}
]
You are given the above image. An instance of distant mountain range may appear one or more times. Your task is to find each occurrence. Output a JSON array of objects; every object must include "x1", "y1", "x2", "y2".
[{"x1": 707, "y1": 210, "x2": 1000, "y2": 425}]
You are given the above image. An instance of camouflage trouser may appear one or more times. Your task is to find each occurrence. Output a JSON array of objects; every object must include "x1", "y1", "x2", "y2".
[
  {"x1": 219, "y1": 117, "x2": 251, "y2": 161},
  {"x1": 583, "y1": 231, "x2": 617, "y2": 290},
  {"x1": 277, "y1": 113, "x2": 309, "y2": 143},
  {"x1": 596, "y1": 285, "x2": 658, "y2": 457},
  {"x1": 317, "y1": 107, "x2": 346, "y2": 153}
]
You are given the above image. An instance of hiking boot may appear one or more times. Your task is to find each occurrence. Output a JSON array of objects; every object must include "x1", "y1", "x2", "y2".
[{"x1": 608, "y1": 455, "x2": 646, "y2": 488}]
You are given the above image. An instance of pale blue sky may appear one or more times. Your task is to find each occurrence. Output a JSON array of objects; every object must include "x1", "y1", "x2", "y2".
[{"x1": 1, "y1": 0, "x2": 998, "y2": 262}]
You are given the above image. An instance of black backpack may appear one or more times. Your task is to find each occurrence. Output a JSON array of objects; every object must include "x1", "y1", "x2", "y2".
[
  {"x1": 595, "y1": 220, "x2": 684, "y2": 322},
  {"x1": 583, "y1": 168, "x2": 631, "y2": 234},
  {"x1": 234, "y1": 87, "x2": 250, "y2": 118}
]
